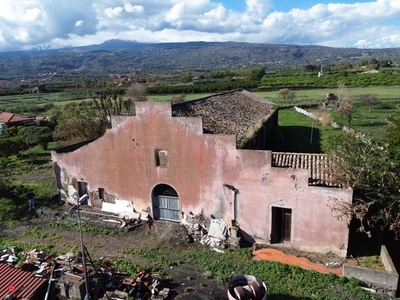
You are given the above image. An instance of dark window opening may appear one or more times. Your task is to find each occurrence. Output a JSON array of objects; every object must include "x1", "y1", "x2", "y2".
[
  {"x1": 153, "y1": 184, "x2": 178, "y2": 197},
  {"x1": 98, "y1": 188, "x2": 105, "y2": 200},
  {"x1": 77, "y1": 181, "x2": 87, "y2": 198}
]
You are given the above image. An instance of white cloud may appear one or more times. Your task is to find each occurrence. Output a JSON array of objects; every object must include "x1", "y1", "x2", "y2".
[
  {"x1": 75, "y1": 20, "x2": 84, "y2": 27},
  {"x1": 165, "y1": 3, "x2": 186, "y2": 23},
  {"x1": 245, "y1": 0, "x2": 271, "y2": 18},
  {"x1": 124, "y1": 4, "x2": 144, "y2": 14},
  {"x1": 14, "y1": 28, "x2": 30, "y2": 42},
  {"x1": 25, "y1": 8, "x2": 42, "y2": 22},
  {"x1": 104, "y1": 6, "x2": 124, "y2": 18},
  {"x1": 1, "y1": 0, "x2": 400, "y2": 51}
]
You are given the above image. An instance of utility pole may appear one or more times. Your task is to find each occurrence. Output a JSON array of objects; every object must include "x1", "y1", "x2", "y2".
[{"x1": 70, "y1": 194, "x2": 92, "y2": 300}]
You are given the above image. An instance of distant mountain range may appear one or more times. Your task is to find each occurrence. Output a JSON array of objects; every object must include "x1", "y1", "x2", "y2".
[{"x1": 0, "y1": 39, "x2": 399, "y2": 76}]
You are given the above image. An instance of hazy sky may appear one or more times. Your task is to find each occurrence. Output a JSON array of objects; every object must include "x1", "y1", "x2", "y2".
[{"x1": 1, "y1": 0, "x2": 400, "y2": 51}]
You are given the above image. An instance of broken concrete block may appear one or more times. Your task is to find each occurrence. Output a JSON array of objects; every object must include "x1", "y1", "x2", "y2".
[
  {"x1": 119, "y1": 212, "x2": 141, "y2": 220},
  {"x1": 140, "y1": 211, "x2": 150, "y2": 221}
]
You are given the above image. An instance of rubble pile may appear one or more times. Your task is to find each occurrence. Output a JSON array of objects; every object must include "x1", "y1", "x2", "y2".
[
  {"x1": 0, "y1": 247, "x2": 168, "y2": 300},
  {"x1": 36, "y1": 207, "x2": 153, "y2": 232},
  {"x1": 181, "y1": 214, "x2": 242, "y2": 251}
]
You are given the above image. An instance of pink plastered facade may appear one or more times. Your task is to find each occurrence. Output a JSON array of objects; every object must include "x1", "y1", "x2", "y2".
[{"x1": 52, "y1": 101, "x2": 352, "y2": 257}]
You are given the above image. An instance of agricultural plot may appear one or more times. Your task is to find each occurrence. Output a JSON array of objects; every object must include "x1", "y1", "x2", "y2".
[
  {"x1": 255, "y1": 87, "x2": 400, "y2": 143},
  {"x1": 254, "y1": 86, "x2": 400, "y2": 105},
  {"x1": 0, "y1": 87, "x2": 398, "y2": 143},
  {"x1": 0, "y1": 92, "x2": 95, "y2": 112}
]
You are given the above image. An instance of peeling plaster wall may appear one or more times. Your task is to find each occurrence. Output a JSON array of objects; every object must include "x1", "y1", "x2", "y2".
[{"x1": 52, "y1": 101, "x2": 352, "y2": 256}]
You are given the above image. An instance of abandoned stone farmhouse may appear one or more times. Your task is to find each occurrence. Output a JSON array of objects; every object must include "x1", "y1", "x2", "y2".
[{"x1": 51, "y1": 89, "x2": 352, "y2": 257}]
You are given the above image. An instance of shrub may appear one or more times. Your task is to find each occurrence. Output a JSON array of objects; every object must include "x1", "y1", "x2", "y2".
[{"x1": 379, "y1": 102, "x2": 394, "y2": 109}]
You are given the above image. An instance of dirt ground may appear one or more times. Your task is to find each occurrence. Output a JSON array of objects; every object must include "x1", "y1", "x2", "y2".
[
  {"x1": 0, "y1": 205, "x2": 349, "y2": 300},
  {"x1": 1, "y1": 214, "x2": 230, "y2": 300}
]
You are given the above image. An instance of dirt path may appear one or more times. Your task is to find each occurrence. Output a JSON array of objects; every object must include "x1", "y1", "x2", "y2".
[{"x1": 253, "y1": 248, "x2": 343, "y2": 276}]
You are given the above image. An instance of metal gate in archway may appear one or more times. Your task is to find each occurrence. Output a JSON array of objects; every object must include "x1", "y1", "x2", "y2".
[{"x1": 152, "y1": 184, "x2": 180, "y2": 222}]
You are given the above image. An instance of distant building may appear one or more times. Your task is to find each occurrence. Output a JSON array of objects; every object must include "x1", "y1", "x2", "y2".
[
  {"x1": 0, "y1": 111, "x2": 36, "y2": 134},
  {"x1": 0, "y1": 81, "x2": 15, "y2": 89}
]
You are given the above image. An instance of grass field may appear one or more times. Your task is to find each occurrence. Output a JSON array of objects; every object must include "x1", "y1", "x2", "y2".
[
  {"x1": 254, "y1": 87, "x2": 400, "y2": 142},
  {"x1": 268, "y1": 108, "x2": 341, "y2": 153},
  {"x1": 253, "y1": 86, "x2": 400, "y2": 104}
]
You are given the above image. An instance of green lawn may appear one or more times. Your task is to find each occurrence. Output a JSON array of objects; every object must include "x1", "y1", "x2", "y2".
[
  {"x1": 253, "y1": 86, "x2": 400, "y2": 105},
  {"x1": 255, "y1": 87, "x2": 400, "y2": 142},
  {"x1": 268, "y1": 108, "x2": 341, "y2": 153}
]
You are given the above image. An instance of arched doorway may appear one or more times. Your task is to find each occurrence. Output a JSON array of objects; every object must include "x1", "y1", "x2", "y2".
[{"x1": 152, "y1": 184, "x2": 180, "y2": 222}]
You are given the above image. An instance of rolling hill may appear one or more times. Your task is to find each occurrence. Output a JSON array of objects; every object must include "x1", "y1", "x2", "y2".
[{"x1": 0, "y1": 40, "x2": 399, "y2": 76}]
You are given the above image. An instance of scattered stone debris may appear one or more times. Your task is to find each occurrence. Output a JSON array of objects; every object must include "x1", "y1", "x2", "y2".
[
  {"x1": 36, "y1": 204, "x2": 153, "y2": 232},
  {"x1": 0, "y1": 247, "x2": 169, "y2": 300},
  {"x1": 181, "y1": 213, "x2": 242, "y2": 251}
]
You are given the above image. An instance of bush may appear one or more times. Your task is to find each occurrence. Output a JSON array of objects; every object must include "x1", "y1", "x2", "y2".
[
  {"x1": 379, "y1": 102, "x2": 394, "y2": 109},
  {"x1": 47, "y1": 141, "x2": 61, "y2": 150}
]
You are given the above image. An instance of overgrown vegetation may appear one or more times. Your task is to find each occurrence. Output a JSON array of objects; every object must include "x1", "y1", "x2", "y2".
[
  {"x1": 324, "y1": 121, "x2": 400, "y2": 237},
  {"x1": 125, "y1": 244, "x2": 387, "y2": 300},
  {"x1": 0, "y1": 230, "x2": 389, "y2": 299}
]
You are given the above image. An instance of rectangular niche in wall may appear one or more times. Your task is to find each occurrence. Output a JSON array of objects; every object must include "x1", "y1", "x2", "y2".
[{"x1": 155, "y1": 148, "x2": 168, "y2": 167}]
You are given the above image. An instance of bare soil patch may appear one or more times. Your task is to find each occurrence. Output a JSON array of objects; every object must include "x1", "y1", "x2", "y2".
[
  {"x1": 1, "y1": 215, "x2": 228, "y2": 299},
  {"x1": 0, "y1": 205, "x2": 375, "y2": 300}
]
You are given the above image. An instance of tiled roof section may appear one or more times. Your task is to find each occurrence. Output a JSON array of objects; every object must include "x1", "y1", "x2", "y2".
[
  {"x1": 272, "y1": 152, "x2": 341, "y2": 187},
  {"x1": 172, "y1": 89, "x2": 275, "y2": 148},
  {"x1": 0, "y1": 111, "x2": 14, "y2": 123},
  {"x1": 0, "y1": 262, "x2": 46, "y2": 299},
  {"x1": 0, "y1": 111, "x2": 34, "y2": 124}
]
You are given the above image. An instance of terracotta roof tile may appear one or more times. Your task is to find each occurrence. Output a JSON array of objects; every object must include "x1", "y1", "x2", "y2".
[
  {"x1": 272, "y1": 152, "x2": 342, "y2": 187},
  {"x1": 0, "y1": 112, "x2": 35, "y2": 124}
]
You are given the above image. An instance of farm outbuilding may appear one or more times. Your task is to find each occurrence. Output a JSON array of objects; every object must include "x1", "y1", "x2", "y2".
[
  {"x1": 52, "y1": 89, "x2": 352, "y2": 256},
  {"x1": 0, "y1": 111, "x2": 36, "y2": 134}
]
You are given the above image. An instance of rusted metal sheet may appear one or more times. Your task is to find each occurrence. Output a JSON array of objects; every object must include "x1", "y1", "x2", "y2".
[{"x1": 0, "y1": 262, "x2": 46, "y2": 300}]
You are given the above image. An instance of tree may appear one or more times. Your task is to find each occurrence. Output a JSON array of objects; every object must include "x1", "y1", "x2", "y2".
[
  {"x1": 386, "y1": 113, "x2": 400, "y2": 162},
  {"x1": 0, "y1": 136, "x2": 25, "y2": 158},
  {"x1": 325, "y1": 116, "x2": 400, "y2": 237},
  {"x1": 55, "y1": 105, "x2": 107, "y2": 144},
  {"x1": 246, "y1": 67, "x2": 266, "y2": 81},
  {"x1": 178, "y1": 73, "x2": 193, "y2": 83},
  {"x1": 18, "y1": 126, "x2": 53, "y2": 149},
  {"x1": 125, "y1": 83, "x2": 147, "y2": 102},
  {"x1": 170, "y1": 94, "x2": 185, "y2": 104},
  {"x1": 304, "y1": 64, "x2": 317, "y2": 72},
  {"x1": 328, "y1": 132, "x2": 400, "y2": 236},
  {"x1": 380, "y1": 59, "x2": 393, "y2": 68},
  {"x1": 287, "y1": 90, "x2": 296, "y2": 102},
  {"x1": 278, "y1": 88, "x2": 295, "y2": 101},
  {"x1": 359, "y1": 58, "x2": 380, "y2": 70},
  {"x1": 360, "y1": 94, "x2": 377, "y2": 113},
  {"x1": 92, "y1": 93, "x2": 112, "y2": 128},
  {"x1": 337, "y1": 83, "x2": 356, "y2": 126}
]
